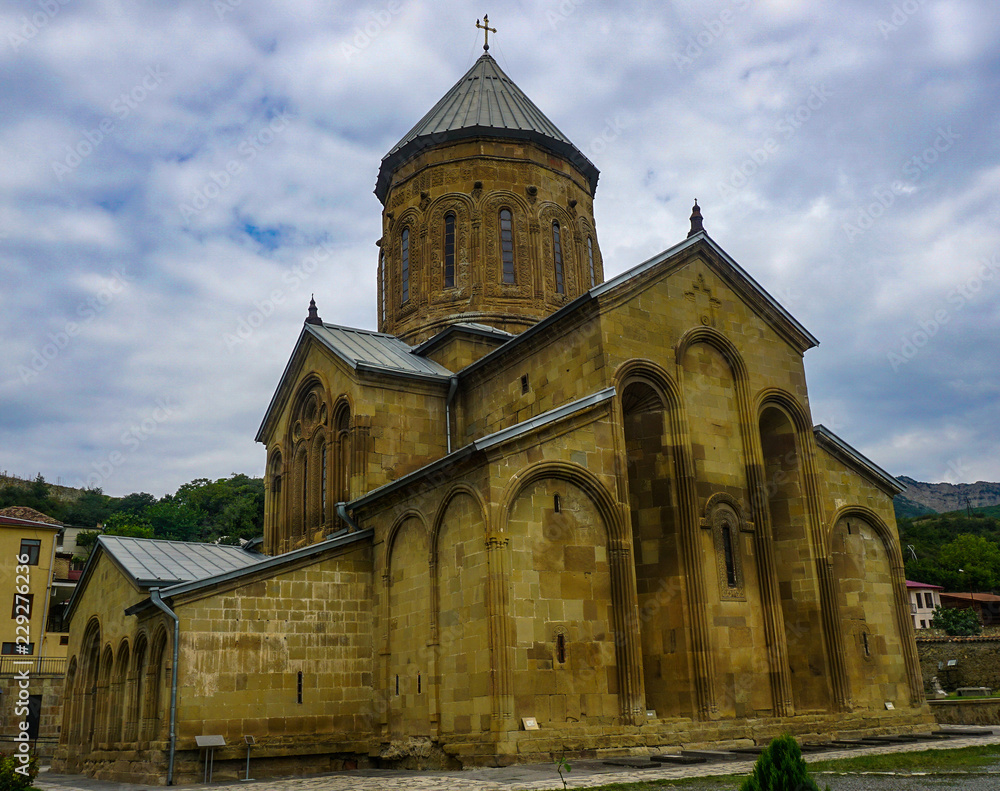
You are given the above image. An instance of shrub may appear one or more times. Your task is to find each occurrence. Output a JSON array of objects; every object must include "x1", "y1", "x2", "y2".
[
  {"x1": 0, "y1": 753, "x2": 39, "y2": 791},
  {"x1": 739, "y1": 734, "x2": 828, "y2": 791},
  {"x1": 931, "y1": 605, "x2": 982, "y2": 636}
]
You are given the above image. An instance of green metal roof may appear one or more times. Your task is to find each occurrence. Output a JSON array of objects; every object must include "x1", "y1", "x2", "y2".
[{"x1": 376, "y1": 53, "x2": 599, "y2": 202}]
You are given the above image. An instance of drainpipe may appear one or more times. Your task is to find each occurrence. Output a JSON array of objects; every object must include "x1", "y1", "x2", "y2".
[
  {"x1": 149, "y1": 589, "x2": 179, "y2": 785},
  {"x1": 336, "y1": 502, "x2": 362, "y2": 532},
  {"x1": 445, "y1": 375, "x2": 459, "y2": 454}
]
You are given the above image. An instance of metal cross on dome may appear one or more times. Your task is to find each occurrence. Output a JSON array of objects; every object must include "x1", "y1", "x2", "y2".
[{"x1": 476, "y1": 15, "x2": 497, "y2": 51}]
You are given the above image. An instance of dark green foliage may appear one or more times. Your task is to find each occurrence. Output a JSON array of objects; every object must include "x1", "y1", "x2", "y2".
[
  {"x1": 931, "y1": 605, "x2": 982, "y2": 636},
  {"x1": 60, "y1": 487, "x2": 112, "y2": 527},
  {"x1": 0, "y1": 753, "x2": 38, "y2": 791},
  {"x1": 75, "y1": 531, "x2": 99, "y2": 548},
  {"x1": 738, "y1": 734, "x2": 828, "y2": 791},
  {"x1": 2, "y1": 473, "x2": 264, "y2": 546},
  {"x1": 900, "y1": 514, "x2": 1000, "y2": 591}
]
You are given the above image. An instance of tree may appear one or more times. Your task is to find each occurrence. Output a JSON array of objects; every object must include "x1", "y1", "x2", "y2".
[
  {"x1": 739, "y1": 734, "x2": 829, "y2": 791},
  {"x1": 61, "y1": 487, "x2": 112, "y2": 527},
  {"x1": 931, "y1": 605, "x2": 982, "y2": 636},
  {"x1": 101, "y1": 512, "x2": 154, "y2": 539},
  {"x1": 144, "y1": 497, "x2": 204, "y2": 542},
  {"x1": 113, "y1": 492, "x2": 157, "y2": 516}
]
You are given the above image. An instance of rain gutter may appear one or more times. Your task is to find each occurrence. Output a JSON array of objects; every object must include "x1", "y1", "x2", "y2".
[{"x1": 148, "y1": 589, "x2": 179, "y2": 785}]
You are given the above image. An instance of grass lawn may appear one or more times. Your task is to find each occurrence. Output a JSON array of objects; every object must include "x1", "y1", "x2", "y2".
[{"x1": 555, "y1": 743, "x2": 1000, "y2": 791}]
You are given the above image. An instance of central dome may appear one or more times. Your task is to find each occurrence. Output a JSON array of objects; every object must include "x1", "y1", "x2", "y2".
[{"x1": 375, "y1": 53, "x2": 604, "y2": 344}]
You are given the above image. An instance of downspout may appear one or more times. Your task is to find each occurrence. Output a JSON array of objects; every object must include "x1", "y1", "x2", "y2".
[
  {"x1": 149, "y1": 589, "x2": 179, "y2": 785},
  {"x1": 445, "y1": 375, "x2": 459, "y2": 454},
  {"x1": 336, "y1": 503, "x2": 362, "y2": 532}
]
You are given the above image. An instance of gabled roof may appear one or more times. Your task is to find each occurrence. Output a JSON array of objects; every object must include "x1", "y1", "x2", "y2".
[
  {"x1": 376, "y1": 53, "x2": 599, "y2": 202},
  {"x1": 906, "y1": 580, "x2": 943, "y2": 590},
  {"x1": 0, "y1": 506, "x2": 62, "y2": 525},
  {"x1": 412, "y1": 321, "x2": 515, "y2": 357},
  {"x1": 309, "y1": 323, "x2": 453, "y2": 380},
  {"x1": 255, "y1": 321, "x2": 453, "y2": 443},
  {"x1": 67, "y1": 535, "x2": 264, "y2": 623},
  {"x1": 124, "y1": 528, "x2": 373, "y2": 615},
  {"x1": 813, "y1": 425, "x2": 904, "y2": 495},
  {"x1": 459, "y1": 231, "x2": 819, "y2": 380},
  {"x1": 95, "y1": 536, "x2": 263, "y2": 587}
]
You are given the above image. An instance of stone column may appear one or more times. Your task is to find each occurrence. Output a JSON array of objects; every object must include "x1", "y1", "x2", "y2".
[{"x1": 608, "y1": 538, "x2": 646, "y2": 725}]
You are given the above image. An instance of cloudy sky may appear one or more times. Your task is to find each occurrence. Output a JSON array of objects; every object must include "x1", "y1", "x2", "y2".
[{"x1": 1, "y1": 0, "x2": 998, "y2": 498}]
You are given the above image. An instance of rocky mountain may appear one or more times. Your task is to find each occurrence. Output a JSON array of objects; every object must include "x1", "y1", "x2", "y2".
[{"x1": 895, "y1": 476, "x2": 1000, "y2": 516}]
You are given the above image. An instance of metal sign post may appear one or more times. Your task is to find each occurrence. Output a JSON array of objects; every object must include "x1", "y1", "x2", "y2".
[
  {"x1": 241, "y1": 735, "x2": 255, "y2": 781},
  {"x1": 195, "y1": 735, "x2": 226, "y2": 783}
]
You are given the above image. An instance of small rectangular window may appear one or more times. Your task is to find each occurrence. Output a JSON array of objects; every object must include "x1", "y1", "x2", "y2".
[
  {"x1": 60, "y1": 635, "x2": 69, "y2": 645},
  {"x1": 297, "y1": 671, "x2": 303, "y2": 704},
  {"x1": 19, "y1": 539, "x2": 41, "y2": 565},
  {"x1": 521, "y1": 374, "x2": 529, "y2": 394},
  {"x1": 1, "y1": 642, "x2": 34, "y2": 655},
  {"x1": 556, "y1": 633, "x2": 566, "y2": 664},
  {"x1": 862, "y1": 632, "x2": 870, "y2": 656}
]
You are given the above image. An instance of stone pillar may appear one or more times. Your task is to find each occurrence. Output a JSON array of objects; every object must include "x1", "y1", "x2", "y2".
[
  {"x1": 608, "y1": 538, "x2": 646, "y2": 725},
  {"x1": 485, "y1": 534, "x2": 513, "y2": 729}
]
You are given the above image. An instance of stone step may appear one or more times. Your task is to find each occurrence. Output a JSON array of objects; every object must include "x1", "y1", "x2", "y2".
[
  {"x1": 728, "y1": 746, "x2": 767, "y2": 755},
  {"x1": 681, "y1": 749, "x2": 748, "y2": 762},
  {"x1": 934, "y1": 728, "x2": 995, "y2": 736},
  {"x1": 829, "y1": 739, "x2": 868, "y2": 748},
  {"x1": 601, "y1": 758, "x2": 661, "y2": 769},
  {"x1": 650, "y1": 753, "x2": 708, "y2": 765},
  {"x1": 800, "y1": 742, "x2": 838, "y2": 752}
]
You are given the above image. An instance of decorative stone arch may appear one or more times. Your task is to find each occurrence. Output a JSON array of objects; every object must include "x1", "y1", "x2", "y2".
[
  {"x1": 393, "y1": 208, "x2": 422, "y2": 310},
  {"x1": 61, "y1": 655, "x2": 78, "y2": 745},
  {"x1": 426, "y1": 193, "x2": 475, "y2": 295},
  {"x1": 499, "y1": 460, "x2": 646, "y2": 723},
  {"x1": 429, "y1": 482, "x2": 489, "y2": 561},
  {"x1": 95, "y1": 644, "x2": 114, "y2": 746},
  {"x1": 383, "y1": 508, "x2": 430, "y2": 577},
  {"x1": 575, "y1": 215, "x2": 602, "y2": 287},
  {"x1": 827, "y1": 505, "x2": 922, "y2": 704},
  {"x1": 482, "y1": 190, "x2": 533, "y2": 297},
  {"x1": 614, "y1": 358, "x2": 683, "y2": 413},
  {"x1": 499, "y1": 460, "x2": 626, "y2": 543},
  {"x1": 310, "y1": 427, "x2": 330, "y2": 530},
  {"x1": 126, "y1": 631, "x2": 149, "y2": 742},
  {"x1": 676, "y1": 324, "x2": 751, "y2": 383},
  {"x1": 78, "y1": 618, "x2": 101, "y2": 746},
  {"x1": 265, "y1": 447, "x2": 285, "y2": 551},
  {"x1": 537, "y1": 201, "x2": 577, "y2": 299},
  {"x1": 109, "y1": 638, "x2": 130, "y2": 744},
  {"x1": 700, "y1": 492, "x2": 752, "y2": 599},
  {"x1": 144, "y1": 624, "x2": 170, "y2": 741}
]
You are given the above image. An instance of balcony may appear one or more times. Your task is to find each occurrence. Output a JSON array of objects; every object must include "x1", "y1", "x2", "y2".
[{"x1": 0, "y1": 656, "x2": 67, "y2": 677}]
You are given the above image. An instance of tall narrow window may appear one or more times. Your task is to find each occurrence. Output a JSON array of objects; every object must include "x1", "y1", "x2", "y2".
[
  {"x1": 587, "y1": 236, "x2": 596, "y2": 287},
  {"x1": 401, "y1": 227, "x2": 410, "y2": 303},
  {"x1": 500, "y1": 209, "x2": 515, "y2": 284},
  {"x1": 556, "y1": 633, "x2": 566, "y2": 664},
  {"x1": 861, "y1": 631, "x2": 871, "y2": 657},
  {"x1": 379, "y1": 250, "x2": 386, "y2": 323},
  {"x1": 297, "y1": 671, "x2": 303, "y2": 704},
  {"x1": 552, "y1": 221, "x2": 564, "y2": 294},
  {"x1": 321, "y1": 445, "x2": 328, "y2": 523},
  {"x1": 721, "y1": 523, "x2": 737, "y2": 588},
  {"x1": 443, "y1": 212, "x2": 456, "y2": 288},
  {"x1": 301, "y1": 456, "x2": 308, "y2": 530}
]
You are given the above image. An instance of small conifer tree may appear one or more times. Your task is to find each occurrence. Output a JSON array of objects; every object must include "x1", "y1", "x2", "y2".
[{"x1": 738, "y1": 734, "x2": 828, "y2": 791}]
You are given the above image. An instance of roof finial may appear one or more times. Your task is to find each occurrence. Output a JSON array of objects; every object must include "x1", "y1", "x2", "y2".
[
  {"x1": 476, "y1": 15, "x2": 497, "y2": 51},
  {"x1": 688, "y1": 199, "x2": 705, "y2": 237},
  {"x1": 305, "y1": 294, "x2": 323, "y2": 325}
]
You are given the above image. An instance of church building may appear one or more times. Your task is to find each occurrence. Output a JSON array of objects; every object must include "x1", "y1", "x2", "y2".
[{"x1": 54, "y1": 37, "x2": 932, "y2": 784}]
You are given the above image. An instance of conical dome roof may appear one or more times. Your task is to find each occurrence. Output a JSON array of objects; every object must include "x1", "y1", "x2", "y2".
[{"x1": 375, "y1": 53, "x2": 599, "y2": 203}]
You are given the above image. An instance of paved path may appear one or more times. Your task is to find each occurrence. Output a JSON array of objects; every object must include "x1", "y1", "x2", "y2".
[{"x1": 36, "y1": 729, "x2": 1000, "y2": 791}]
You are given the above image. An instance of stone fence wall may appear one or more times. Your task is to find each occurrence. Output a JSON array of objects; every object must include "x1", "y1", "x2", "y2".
[{"x1": 916, "y1": 635, "x2": 1000, "y2": 691}]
